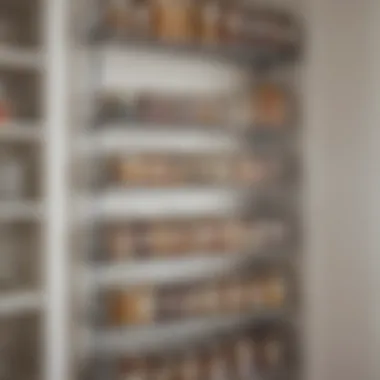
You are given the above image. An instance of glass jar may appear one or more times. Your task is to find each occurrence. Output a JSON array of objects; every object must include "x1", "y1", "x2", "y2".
[
  {"x1": 221, "y1": 2, "x2": 243, "y2": 45},
  {"x1": 253, "y1": 83, "x2": 289, "y2": 128},
  {"x1": 153, "y1": 0, "x2": 197, "y2": 43},
  {"x1": 105, "y1": 0, "x2": 132, "y2": 37},
  {"x1": 200, "y1": 0, "x2": 222, "y2": 45}
]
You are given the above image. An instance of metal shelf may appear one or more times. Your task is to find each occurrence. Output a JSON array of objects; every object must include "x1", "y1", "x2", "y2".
[
  {"x1": 0, "y1": 47, "x2": 43, "y2": 70},
  {"x1": 0, "y1": 291, "x2": 43, "y2": 317},
  {"x1": 86, "y1": 310, "x2": 288, "y2": 356}
]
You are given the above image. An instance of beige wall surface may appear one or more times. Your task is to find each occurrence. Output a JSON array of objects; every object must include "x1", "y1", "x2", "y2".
[{"x1": 304, "y1": 0, "x2": 376, "y2": 379}]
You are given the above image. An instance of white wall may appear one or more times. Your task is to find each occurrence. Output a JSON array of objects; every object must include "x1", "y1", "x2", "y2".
[{"x1": 304, "y1": 0, "x2": 375, "y2": 379}]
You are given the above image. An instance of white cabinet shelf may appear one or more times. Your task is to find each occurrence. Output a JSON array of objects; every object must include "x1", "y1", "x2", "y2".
[
  {"x1": 79, "y1": 126, "x2": 238, "y2": 155},
  {"x1": 0, "y1": 122, "x2": 43, "y2": 142},
  {"x1": 87, "y1": 188, "x2": 247, "y2": 221},
  {"x1": 0, "y1": 47, "x2": 43, "y2": 70},
  {"x1": 0, "y1": 291, "x2": 43, "y2": 317},
  {"x1": 0, "y1": 201, "x2": 44, "y2": 222}
]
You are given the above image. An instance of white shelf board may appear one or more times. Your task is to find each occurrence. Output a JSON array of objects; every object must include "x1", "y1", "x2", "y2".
[
  {"x1": 79, "y1": 126, "x2": 239, "y2": 154},
  {"x1": 0, "y1": 201, "x2": 44, "y2": 222},
  {"x1": 86, "y1": 254, "x2": 252, "y2": 289},
  {"x1": 85, "y1": 188, "x2": 246, "y2": 221},
  {"x1": 0, "y1": 47, "x2": 43, "y2": 70},
  {"x1": 87, "y1": 310, "x2": 285, "y2": 355},
  {"x1": 0, "y1": 122, "x2": 43, "y2": 142},
  {"x1": 0, "y1": 291, "x2": 43, "y2": 316}
]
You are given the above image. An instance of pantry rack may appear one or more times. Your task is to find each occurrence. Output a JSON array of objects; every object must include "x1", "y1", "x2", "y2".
[{"x1": 76, "y1": 2, "x2": 302, "y2": 380}]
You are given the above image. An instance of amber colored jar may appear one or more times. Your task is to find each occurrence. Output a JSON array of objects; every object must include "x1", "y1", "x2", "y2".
[
  {"x1": 105, "y1": 0, "x2": 132, "y2": 36},
  {"x1": 264, "y1": 337, "x2": 284, "y2": 369},
  {"x1": 194, "y1": 219, "x2": 225, "y2": 252},
  {"x1": 262, "y1": 273, "x2": 286, "y2": 308},
  {"x1": 211, "y1": 156, "x2": 232, "y2": 185},
  {"x1": 222, "y1": 219, "x2": 249, "y2": 252},
  {"x1": 148, "y1": 222, "x2": 189, "y2": 257},
  {"x1": 147, "y1": 155, "x2": 172, "y2": 186},
  {"x1": 118, "y1": 155, "x2": 150, "y2": 186},
  {"x1": 108, "y1": 225, "x2": 135, "y2": 261},
  {"x1": 235, "y1": 155, "x2": 269, "y2": 186},
  {"x1": 253, "y1": 83, "x2": 289, "y2": 128},
  {"x1": 200, "y1": 0, "x2": 223, "y2": 45},
  {"x1": 132, "y1": 0, "x2": 154, "y2": 38},
  {"x1": 180, "y1": 353, "x2": 200, "y2": 380},
  {"x1": 235, "y1": 338, "x2": 257, "y2": 379},
  {"x1": 152, "y1": 0, "x2": 198, "y2": 43},
  {"x1": 241, "y1": 277, "x2": 265, "y2": 310},
  {"x1": 219, "y1": 278, "x2": 242, "y2": 313},
  {"x1": 119, "y1": 357, "x2": 148, "y2": 380},
  {"x1": 220, "y1": 1, "x2": 243, "y2": 45},
  {"x1": 207, "y1": 345, "x2": 233, "y2": 380},
  {"x1": 108, "y1": 288, "x2": 154, "y2": 326},
  {"x1": 194, "y1": 282, "x2": 220, "y2": 315}
]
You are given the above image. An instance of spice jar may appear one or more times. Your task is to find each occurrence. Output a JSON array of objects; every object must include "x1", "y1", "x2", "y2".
[
  {"x1": 223, "y1": 219, "x2": 249, "y2": 252},
  {"x1": 180, "y1": 352, "x2": 200, "y2": 380},
  {"x1": 148, "y1": 222, "x2": 186, "y2": 257},
  {"x1": 262, "y1": 273, "x2": 286, "y2": 308},
  {"x1": 200, "y1": 0, "x2": 222, "y2": 45},
  {"x1": 194, "y1": 219, "x2": 224, "y2": 252},
  {"x1": 195, "y1": 282, "x2": 219, "y2": 315},
  {"x1": 210, "y1": 156, "x2": 232, "y2": 186},
  {"x1": 242, "y1": 277, "x2": 265, "y2": 310},
  {"x1": 219, "y1": 278, "x2": 242, "y2": 313},
  {"x1": 153, "y1": 0, "x2": 197, "y2": 43},
  {"x1": 105, "y1": 0, "x2": 132, "y2": 37},
  {"x1": 235, "y1": 155, "x2": 269, "y2": 185},
  {"x1": 235, "y1": 338, "x2": 259, "y2": 380},
  {"x1": 120, "y1": 357, "x2": 148, "y2": 380},
  {"x1": 118, "y1": 155, "x2": 150, "y2": 186},
  {"x1": 264, "y1": 336, "x2": 284, "y2": 369},
  {"x1": 221, "y1": 1, "x2": 243, "y2": 45},
  {"x1": 253, "y1": 83, "x2": 289, "y2": 128},
  {"x1": 208, "y1": 345, "x2": 231, "y2": 380},
  {"x1": 156, "y1": 285, "x2": 188, "y2": 321},
  {"x1": 132, "y1": 0, "x2": 153, "y2": 38},
  {"x1": 108, "y1": 287, "x2": 155, "y2": 326},
  {"x1": 108, "y1": 225, "x2": 135, "y2": 261}
]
